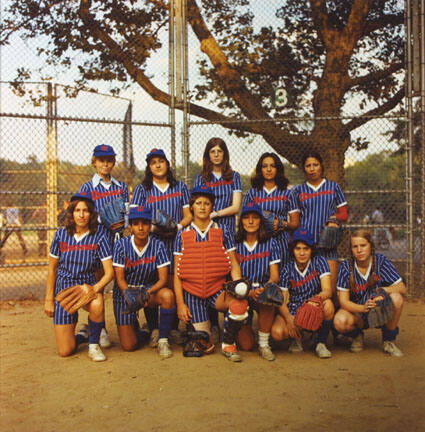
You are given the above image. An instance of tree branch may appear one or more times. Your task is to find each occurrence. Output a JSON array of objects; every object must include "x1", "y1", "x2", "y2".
[
  {"x1": 348, "y1": 62, "x2": 404, "y2": 89},
  {"x1": 364, "y1": 14, "x2": 404, "y2": 35}
]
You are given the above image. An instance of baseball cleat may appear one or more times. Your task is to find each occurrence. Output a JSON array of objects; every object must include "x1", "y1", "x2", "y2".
[
  {"x1": 383, "y1": 341, "x2": 403, "y2": 357},
  {"x1": 88, "y1": 344, "x2": 106, "y2": 362}
]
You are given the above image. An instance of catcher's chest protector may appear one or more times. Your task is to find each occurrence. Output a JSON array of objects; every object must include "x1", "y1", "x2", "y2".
[{"x1": 178, "y1": 228, "x2": 232, "y2": 299}]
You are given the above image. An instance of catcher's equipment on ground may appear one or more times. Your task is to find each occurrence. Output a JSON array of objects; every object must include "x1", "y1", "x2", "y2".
[
  {"x1": 257, "y1": 282, "x2": 284, "y2": 307},
  {"x1": 55, "y1": 284, "x2": 97, "y2": 314},
  {"x1": 223, "y1": 278, "x2": 251, "y2": 299},
  {"x1": 263, "y1": 211, "x2": 287, "y2": 237},
  {"x1": 317, "y1": 220, "x2": 343, "y2": 249},
  {"x1": 182, "y1": 325, "x2": 213, "y2": 357},
  {"x1": 367, "y1": 288, "x2": 395, "y2": 328},
  {"x1": 99, "y1": 197, "x2": 126, "y2": 234},
  {"x1": 152, "y1": 209, "x2": 178, "y2": 234},
  {"x1": 122, "y1": 285, "x2": 150, "y2": 314},
  {"x1": 294, "y1": 295, "x2": 324, "y2": 331}
]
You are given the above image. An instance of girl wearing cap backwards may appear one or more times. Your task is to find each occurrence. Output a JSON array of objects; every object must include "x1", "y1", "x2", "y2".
[
  {"x1": 79, "y1": 144, "x2": 130, "y2": 349},
  {"x1": 174, "y1": 185, "x2": 249, "y2": 362},
  {"x1": 235, "y1": 203, "x2": 281, "y2": 361},
  {"x1": 112, "y1": 206, "x2": 176, "y2": 359},
  {"x1": 243, "y1": 152, "x2": 299, "y2": 266},
  {"x1": 333, "y1": 229, "x2": 406, "y2": 357},
  {"x1": 131, "y1": 149, "x2": 191, "y2": 347},
  {"x1": 44, "y1": 193, "x2": 114, "y2": 361},
  {"x1": 271, "y1": 228, "x2": 335, "y2": 358}
]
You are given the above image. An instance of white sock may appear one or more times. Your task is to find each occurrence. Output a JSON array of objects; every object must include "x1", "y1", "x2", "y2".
[
  {"x1": 158, "y1": 337, "x2": 168, "y2": 344},
  {"x1": 258, "y1": 331, "x2": 270, "y2": 348}
]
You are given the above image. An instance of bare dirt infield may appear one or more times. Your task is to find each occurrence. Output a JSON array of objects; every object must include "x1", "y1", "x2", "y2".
[{"x1": 1, "y1": 296, "x2": 424, "y2": 432}]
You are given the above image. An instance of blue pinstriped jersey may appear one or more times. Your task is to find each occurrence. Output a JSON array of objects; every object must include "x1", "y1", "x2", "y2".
[
  {"x1": 112, "y1": 235, "x2": 170, "y2": 290},
  {"x1": 236, "y1": 238, "x2": 280, "y2": 286},
  {"x1": 243, "y1": 186, "x2": 298, "y2": 264},
  {"x1": 173, "y1": 222, "x2": 235, "y2": 255},
  {"x1": 291, "y1": 179, "x2": 347, "y2": 243},
  {"x1": 337, "y1": 253, "x2": 402, "y2": 305},
  {"x1": 280, "y1": 255, "x2": 330, "y2": 315},
  {"x1": 194, "y1": 171, "x2": 242, "y2": 233},
  {"x1": 50, "y1": 227, "x2": 112, "y2": 291}
]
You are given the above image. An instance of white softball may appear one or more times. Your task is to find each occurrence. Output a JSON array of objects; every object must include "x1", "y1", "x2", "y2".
[{"x1": 234, "y1": 282, "x2": 248, "y2": 297}]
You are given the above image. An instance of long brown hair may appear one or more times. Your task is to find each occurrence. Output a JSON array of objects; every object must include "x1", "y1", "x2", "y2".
[
  {"x1": 201, "y1": 138, "x2": 234, "y2": 182},
  {"x1": 349, "y1": 229, "x2": 378, "y2": 291},
  {"x1": 65, "y1": 199, "x2": 98, "y2": 236},
  {"x1": 235, "y1": 213, "x2": 268, "y2": 243}
]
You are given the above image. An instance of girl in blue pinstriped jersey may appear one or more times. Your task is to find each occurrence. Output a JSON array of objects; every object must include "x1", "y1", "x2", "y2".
[
  {"x1": 271, "y1": 228, "x2": 335, "y2": 359},
  {"x1": 44, "y1": 192, "x2": 114, "y2": 362},
  {"x1": 291, "y1": 151, "x2": 348, "y2": 296},
  {"x1": 235, "y1": 203, "x2": 281, "y2": 361},
  {"x1": 113, "y1": 206, "x2": 176, "y2": 359},
  {"x1": 131, "y1": 149, "x2": 192, "y2": 346},
  {"x1": 243, "y1": 152, "x2": 300, "y2": 266}
]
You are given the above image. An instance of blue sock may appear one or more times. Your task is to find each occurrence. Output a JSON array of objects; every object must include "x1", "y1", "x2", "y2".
[
  {"x1": 88, "y1": 319, "x2": 104, "y2": 344},
  {"x1": 317, "y1": 320, "x2": 332, "y2": 344},
  {"x1": 75, "y1": 334, "x2": 88, "y2": 346},
  {"x1": 144, "y1": 306, "x2": 159, "y2": 332},
  {"x1": 159, "y1": 307, "x2": 176, "y2": 339},
  {"x1": 382, "y1": 326, "x2": 399, "y2": 341}
]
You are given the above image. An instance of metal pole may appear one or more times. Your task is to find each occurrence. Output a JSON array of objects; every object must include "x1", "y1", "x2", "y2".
[
  {"x1": 182, "y1": 0, "x2": 190, "y2": 186},
  {"x1": 169, "y1": 0, "x2": 176, "y2": 172},
  {"x1": 420, "y1": 0, "x2": 425, "y2": 289}
]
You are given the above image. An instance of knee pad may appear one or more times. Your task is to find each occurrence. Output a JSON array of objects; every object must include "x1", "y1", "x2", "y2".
[{"x1": 228, "y1": 299, "x2": 249, "y2": 321}]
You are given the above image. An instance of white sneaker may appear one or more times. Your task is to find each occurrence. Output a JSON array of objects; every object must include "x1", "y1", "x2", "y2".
[
  {"x1": 383, "y1": 341, "x2": 404, "y2": 357},
  {"x1": 158, "y1": 340, "x2": 173, "y2": 359},
  {"x1": 88, "y1": 344, "x2": 106, "y2": 362},
  {"x1": 169, "y1": 329, "x2": 184, "y2": 345},
  {"x1": 315, "y1": 342, "x2": 332, "y2": 359},
  {"x1": 288, "y1": 338, "x2": 303, "y2": 353},
  {"x1": 259, "y1": 345, "x2": 275, "y2": 361},
  {"x1": 350, "y1": 333, "x2": 364, "y2": 353},
  {"x1": 149, "y1": 329, "x2": 160, "y2": 348},
  {"x1": 99, "y1": 328, "x2": 112, "y2": 348}
]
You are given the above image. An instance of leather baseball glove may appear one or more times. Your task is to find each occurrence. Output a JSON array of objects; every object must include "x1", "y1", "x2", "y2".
[
  {"x1": 99, "y1": 197, "x2": 126, "y2": 234},
  {"x1": 317, "y1": 217, "x2": 343, "y2": 249},
  {"x1": 122, "y1": 285, "x2": 150, "y2": 314},
  {"x1": 294, "y1": 295, "x2": 324, "y2": 331},
  {"x1": 257, "y1": 282, "x2": 284, "y2": 307},
  {"x1": 152, "y1": 209, "x2": 178, "y2": 234},
  {"x1": 263, "y1": 210, "x2": 287, "y2": 237},
  {"x1": 223, "y1": 278, "x2": 251, "y2": 300},
  {"x1": 367, "y1": 288, "x2": 395, "y2": 328},
  {"x1": 55, "y1": 284, "x2": 97, "y2": 314}
]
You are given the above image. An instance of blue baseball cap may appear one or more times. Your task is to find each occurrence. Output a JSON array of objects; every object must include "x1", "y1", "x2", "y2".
[
  {"x1": 146, "y1": 148, "x2": 168, "y2": 163},
  {"x1": 93, "y1": 144, "x2": 116, "y2": 157},
  {"x1": 128, "y1": 206, "x2": 152, "y2": 222},
  {"x1": 191, "y1": 185, "x2": 215, "y2": 200},
  {"x1": 70, "y1": 191, "x2": 94, "y2": 205},
  {"x1": 292, "y1": 228, "x2": 314, "y2": 246},
  {"x1": 240, "y1": 202, "x2": 263, "y2": 218}
]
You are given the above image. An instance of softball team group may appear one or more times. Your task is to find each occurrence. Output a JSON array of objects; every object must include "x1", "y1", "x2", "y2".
[{"x1": 44, "y1": 139, "x2": 406, "y2": 362}]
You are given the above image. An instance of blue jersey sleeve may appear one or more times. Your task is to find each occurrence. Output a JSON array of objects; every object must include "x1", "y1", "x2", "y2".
[
  {"x1": 221, "y1": 225, "x2": 235, "y2": 251},
  {"x1": 112, "y1": 238, "x2": 126, "y2": 267},
  {"x1": 377, "y1": 254, "x2": 402, "y2": 286},
  {"x1": 180, "y1": 182, "x2": 191, "y2": 207},
  {"x1": 50, "y1": 230, "x2": 61, "y2": 258},
  {"x1": 270, "y1": 238, "x2": 281, "y2": 265},
  {"x1": 98, "y1": 231, "x2": 112, "y2": 260},
  {"x1": 279, "y1": 263, "x2": 290, "y2": 290},
  {"x1": 243, "y1": 188, "x2": 254, "y2": 206},
  {"x1": 315, "y1": 255, "x2": 331, "y2": 277},
  {"x1": 122, "y1": 183, "x2": 130, "y2": 203},
  {"x1": 194, "y1": 174, "x2": 202, "y2": 187},
  {"x1": 233, "y1": 172, "x2": 242, "y2": 193},
  {"x1": 336, "y1": 260, "x2": 350, "y2": 291},
  {"x1": 173, "y1": 230, "x2": 183, "y2": 255},
  {"x1": 287, "y1": 188, "x2": 300, "y2": 213},
  {"x1": 131, "y1": 184, "x2": 147, "y2": 206},
  {"x1": 156, "y1": 239, "x2": 171, "y2": 268},
  {"x1": 334, "y1": 182, "x2": 347, "y2": 207}
]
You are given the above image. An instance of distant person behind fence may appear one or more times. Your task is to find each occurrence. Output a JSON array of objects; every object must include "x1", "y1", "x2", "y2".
[{"x1": 0, "y1": 206, "x2": 28, "y2": 257}]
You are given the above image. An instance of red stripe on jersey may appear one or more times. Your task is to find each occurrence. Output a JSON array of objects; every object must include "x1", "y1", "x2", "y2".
[
  {"x1": 91, "y1": 189, "x2": 123, "y2": 200},
  {"x1": 125, "y1": 256, "x2": 156, "y2": 268},
  {"x1": 147, "y1": 191, "x2": 182, "y2": 203},
  {"x1": 299, "y1": 190, "x2": 334, "y2": 202},
  {"x1": 59, "y1": 242, "x2": 98, "y2": 252},
  {"x1": 290, "y1": 270, "x2": 319, "y2": 288},
  {"x1": 206, "y1": 179, "x2": 234, "y2": 187},
  {"x1": 237, "y1": 251, "x2": 270, "y2": 262},
  {"x1": 253, "y1": 195, "x2": 287, "y2": 204},
  {"x1": 352, "y1": 275, "x2": 381, "y2": 293}
]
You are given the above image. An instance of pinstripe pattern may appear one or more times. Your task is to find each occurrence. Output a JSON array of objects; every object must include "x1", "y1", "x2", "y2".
[
  {"x1": 50, "y1": 227, "x2": 112, "y2": 325},
  {"x1": 184, "y1": 290, "x2": 222, "y2": 323},
  {"x1": 236, "y1": 238, "x2": 280, "y2": 286},
  {"x1": 291, "y1": 179, "x2": 347, "y2": 244},
  {"x1": 337, "y1": 253, "x2": 402, "y2": 305},
  {"x1": 280, "y1": 255, "x2": 330, "y2": 316},
  {"x1": 194, "y1": 171, "x2": 242, "y2": 233},
  {"x1": 243, "y1": 187, "x2": 298, "y2": 265}
]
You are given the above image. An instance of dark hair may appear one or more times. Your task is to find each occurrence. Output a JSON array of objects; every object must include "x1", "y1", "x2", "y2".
[
  {"x1": 142, "y1": 157, "x2": 177, "y2": 190},
  {"x1": 251, "y1": 152, "x2": 289, "y2": 190},
  {"x1": 301, "y1": 151, "x2": 325, "y2": 176},
  {"x1": 65, "y1": 199, "x2": 98, "y2": 236},
  {"x1": 349, "y1": 229, "x2": 378, "y2": 291},
  {"x1": 289, "y1": 239, "x2": 316, "y2": 260},
  {"x1": 235, "y1": 212, "x2": 269, "y2": 243},
  {"x1": 189, "y1": 193, "x2": 215, "y2": 214},
  {"x1": 201, "y1": 138, "x2": 234, "y2": 182}
]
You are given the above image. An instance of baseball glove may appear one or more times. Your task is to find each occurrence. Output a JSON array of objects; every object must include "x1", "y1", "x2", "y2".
[
  {"x1": 223, "y1": 278, "x2": 251, "y2": 300},
  {"x1": 294, "y1": 295, "x2": 324, "y2": 331},
  {"x1": 257, "y1": 282, "x2": 284, "y2": 307},
  {"x1": 182, "y1": 325, "x2": 213, "y2": 357},
  {"x1": 122, "y1": 285, "x2": 150, "y2": 314},
  {"x1": 99, "y1": 197, "x2": 126, "y2": 234},
  {"x1": 367, "y1": 288, "x2": 395, "y2": 328},
  {"x1": 55, "y1": 284, "x2": 97, "y2": 315},
  {"x1": 317, "y1": 219, "x2": 343, "y2": 249},
  {"x1": 152, "y1": 209, "x2": 178, "y2": 234},
  {"x1": 263, "y1": 211, "x2": 287, "y2": 237}
]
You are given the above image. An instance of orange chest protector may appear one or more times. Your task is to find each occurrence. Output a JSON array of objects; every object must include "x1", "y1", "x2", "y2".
[{"x1": 177, "y1": 227, "x2": 232, "y2": 299}]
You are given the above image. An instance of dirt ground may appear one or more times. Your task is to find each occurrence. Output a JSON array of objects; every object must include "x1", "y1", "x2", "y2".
[{"x1": 1, "y1": 296, "x2": 424, "y2": 432}]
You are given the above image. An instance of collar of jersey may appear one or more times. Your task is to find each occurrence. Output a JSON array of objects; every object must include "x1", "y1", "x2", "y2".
[
  {"x1": 295, "y1": 259, "x2": 312, "y2": 277},
  {"x1": 153, "y1": 181, "x2": 170, "y2": 193},
  {"x1": 305, "y1": 178, "x2": 326, "y2": 191},
  {"x1": 354, "y1": 258, "x2": 372, "y2": 281},
  {"x1": 131, "y1": 235, "x2": 150, "y2": 257},
  {"x1": 263, "y1": 185, "x2": 277, "y2": 194},
  {"x1": 92, "y1": 173, "x2": 121, "y2": 188},
  {"x1": 74, "y1": 231, "x2": 90, "y2": 242},
  {"x1": 191, "y1": 220, "x2": 214, "y2": 238},
  {"x1": 243, "y1": 240, "x2": 258, "y2": 252}
]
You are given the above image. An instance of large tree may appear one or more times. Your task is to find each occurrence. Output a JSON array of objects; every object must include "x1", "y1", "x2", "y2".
[{"x1": 0, "y1": 0, "x2": 404, "y2": 182}]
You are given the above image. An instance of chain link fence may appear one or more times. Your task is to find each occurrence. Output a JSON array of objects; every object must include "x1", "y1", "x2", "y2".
[{"x1": 0, "y1": 81, "x2": 423, "y2": 299}]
